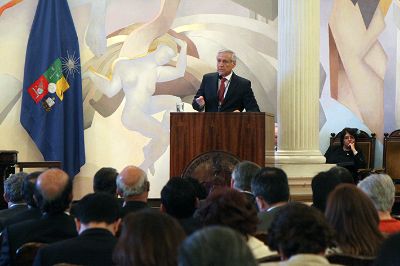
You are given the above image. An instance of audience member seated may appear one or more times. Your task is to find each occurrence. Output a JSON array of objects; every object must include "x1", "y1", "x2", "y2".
[
  {"x1": 33, "y1": 193, "x2": 121, "y2": 266},
  {"x1": 231, "y1": 161, "x2": 261, "y2": 211},
  {"x1": 264, "y1": 202, "x2": 336, "y2": 266},
  {"x1": 358, "y1": 173, "x2": 400, "y2": 235},
  {"x1": 251, "y1": 167, "x2": 290, "y2": 232},
  {"x1": 312, "y1": 171, "x2": 341, "y2": 213},
  {"x1": 113, "y1": 210, "x2": 186, "y2": 266},
  {"x1": 374, "y1": 233, "x2": 400, "y2": 266},
  {"x1": 0, "y1": 169, "x2": 77, "y2": 266},
  {"x1": 160, "y1": 177, "x2": 202, "y2": 235},
  {"x1": 185, "y1": 177, "x2": 207, "y2": 201},
  {"x1": 93, "y1": 167, "x2": 119, "y2": 196},
  {"x1": 325, "y1": 127, "x2": 367, "y2": 180},
  {"x1": 325, "y1": 184, "x2": 384, "y2": 257},
  {"x1": 3, "y1": 172, "x2": 42, "y2": 227},
  {"x1": 178, "y1": 226, "x2": 257, "y2": 266},
  {"x1": 0, "y1": 172, "x2": 28, "y2": 231},
  {"x1": 196, "y1": 188, "x2": 274, "y2": 260},
  {"x1": 327, "y1": 166, "x2": 354, "y2": 184},
  {"x1": 116, "y1": 165, "x2": 150, "y2": 217}
]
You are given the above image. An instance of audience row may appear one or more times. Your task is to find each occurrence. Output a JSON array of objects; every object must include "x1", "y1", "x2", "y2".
[{"x1": 0, "y1": 162, "x2": 399, "y2": 265}]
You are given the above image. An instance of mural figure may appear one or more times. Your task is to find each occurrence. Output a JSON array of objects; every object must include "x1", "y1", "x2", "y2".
[
  {"x1": 84, "y1": 38, "x2": 187, "y2": 174},
  {"x1": 0, "y1": 0, "x2": 109, "y2": 57},
  {"x1": 328, "y1": 0, "x2": 390, "y2": 139}
]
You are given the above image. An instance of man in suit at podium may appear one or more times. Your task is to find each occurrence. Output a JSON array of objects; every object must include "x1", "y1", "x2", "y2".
[{"x1": 192, "y1": 49, "x2": 260, "y2": 112}]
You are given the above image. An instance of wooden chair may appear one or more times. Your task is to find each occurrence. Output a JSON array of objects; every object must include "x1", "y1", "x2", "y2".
[
  {"x1": 15, "y1": 242, "x2": 47, "y2": 266},
  {"x1": 15, "y1": 161, "x2": 61, "y2": 172},
  {"x1": 383, "y1": 130, "x2": 400, "y2": 206},
  {"x1": 257, "y1": 254, "x2": 281, "y2": 263},
  {"x1": 326, "y1": 254, "x2": 375, "y2": 266},
  {"x1": 383, "y1": 130, "x2": 400, "y2": 180},
  {"x1": 330, "y1": 130, "x2": 376, "y2": 169},
  {"x1": 253, "y1": 231, "x2": 268, "y2": 246}
]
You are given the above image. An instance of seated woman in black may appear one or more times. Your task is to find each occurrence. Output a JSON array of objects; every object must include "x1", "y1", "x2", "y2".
[{"x1": 324, "y1": 128, "x2": 366, "y2": 180}]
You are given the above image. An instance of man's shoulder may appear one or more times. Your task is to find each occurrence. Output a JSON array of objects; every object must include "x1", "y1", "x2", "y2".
[
  {"x1": 232, "y1": 73, "x2": 250, "y2": 84},
  {"x1": 203, "y1": 72, "x2": 218, "y2": 79}
]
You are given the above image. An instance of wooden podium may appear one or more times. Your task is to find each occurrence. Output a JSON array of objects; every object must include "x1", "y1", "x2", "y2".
[{"x1": 170, "y1": 112, "x2": 271, "y2": 177}]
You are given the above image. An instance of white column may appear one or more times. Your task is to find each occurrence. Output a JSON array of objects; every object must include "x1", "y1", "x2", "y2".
[{"x1": 268, "y1": 0, "x2": 332, "y2": 198}]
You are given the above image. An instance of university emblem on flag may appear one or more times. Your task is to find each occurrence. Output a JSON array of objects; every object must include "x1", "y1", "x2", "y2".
[{"x1": 27, "y1": 58, "x2": 70, "y2": 107}]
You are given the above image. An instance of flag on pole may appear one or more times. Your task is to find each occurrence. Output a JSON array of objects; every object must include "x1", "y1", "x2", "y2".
[{"x1": 20, "y1": 0, "x2": 85, "y2": 177}]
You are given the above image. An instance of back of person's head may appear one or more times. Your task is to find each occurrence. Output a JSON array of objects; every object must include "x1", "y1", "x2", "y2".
[
  {"x1": 4, "y1": 172, "x2": 27, "y2": 204},
  {"x1": 374, "y1": 233, "x2": 400, "y2": 266},
  {"x1": 267, "y1": 202, "x2": 334, "y2": 259},
  {"x1": 185, "y1": 177, "x2": 207, "y2": 200},
  {"x1": 197, "y1": 188, "x2": 258, "y2": 238},
  {"x1": 311, "y1": 171, "x2": 341, "y2": 212},
  {"x1": 358, "y1": 173, "x2": 395, "y2": 213},
  {"x1": 203, "y1": 175, "x2": 228, "y2": 196},
  {"x1": 328, "y1": 166, "x2": 354, "y2": 184},
  {"x1": 339, "y1": 127, "x2": 358, "y2": 147},
  {"x1": 161, "y1": 177, "x2": 197, "y2": 219},
  {"x1": 251, "y1": 167, "x2": 289, "y2": 205},
  {"x1": 325, "y1": 184, "x2": 384, "y2": 256},
  {"x1": 178, "y1": 226, "x2": 257, "y2": 266},
  {"x1": 231, "y1": 161, "x2": 261, "y2": 191},
  {"x1": 35, "y1": 168, "x2": 73, "y2": 214},
  {"x1": 113, "y1": 210, "x2": 186, "y2": 266},
  {"x1": 73, "y1": 193, "x2": 120, "y2": 224},
  {"x1": 116, "y1": 165, "x2": 149, "y2": 198},
  {"x1": 22, "y1": 171, "x2": 41, "y2": 208},
  {"x1": 93, "y1": 167, "x2": 118, "y2": 195}
]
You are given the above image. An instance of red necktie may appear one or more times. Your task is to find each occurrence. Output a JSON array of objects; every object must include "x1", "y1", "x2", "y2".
[{"x1": 218, "y1": 77, "x2": 227, "y2": 104}]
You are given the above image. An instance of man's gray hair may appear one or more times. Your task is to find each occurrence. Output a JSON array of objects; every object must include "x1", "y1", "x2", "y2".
[
  {"x1": 4, "y1": 172, "x2": 28, "y2": 203},
  {"x1": 217, "y1": 49, "x2": 237, "y2": 63},
  {"x1": 116, "y1": 171, "x2": 149, "y2": 198},
  {"x1": 231, "y1": 161, "x2": 261, "y2": 191},
  {"x1": 358, "y1": 173, "x2": 395, "y2": 212}
]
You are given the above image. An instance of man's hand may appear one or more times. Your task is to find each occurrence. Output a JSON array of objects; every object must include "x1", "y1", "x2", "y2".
[{"x1": 195, "y1": 96, "x2": 205, "y2": 107}]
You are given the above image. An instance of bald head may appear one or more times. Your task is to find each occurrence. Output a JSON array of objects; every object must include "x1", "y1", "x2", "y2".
[
  {"x1": 37, "y1": 169, "x2": 69, "y2": 200},
  {"x1": 35, "y1": 168, "x2": 73, "y2": 214},
  {"x1": 117, "y1": 166, "x2": 149, "y2": 199}
]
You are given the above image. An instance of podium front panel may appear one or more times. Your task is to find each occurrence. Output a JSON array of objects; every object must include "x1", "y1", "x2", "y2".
[{"x1": 170, "y1": 112, "x2": 265, "y2": 177}]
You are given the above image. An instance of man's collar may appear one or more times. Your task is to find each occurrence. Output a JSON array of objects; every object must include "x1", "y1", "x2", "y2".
[{"x1": 223, "y1": 71, "x2": 233, "y2": 81}]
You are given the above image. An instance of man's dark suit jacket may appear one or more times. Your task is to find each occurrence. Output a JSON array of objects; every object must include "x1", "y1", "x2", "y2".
[
  {"x1": 0, "y1": 204, "x2": 28, "y2": 231},
  {"x1": 4, "y1": 207, "x2": 42, "y2": 225},
  {"x1": 33, "y1": 228, "x2": 117, "y2": 266},
  {"x1": 121, "y1": 201, "x2": 149, "y2": 217},
  {"x1": 192, "y1": 72, "x2": 260, "y2": 112},
  {"x1": 0, "y1": 212, "x2": 77, "y2": 266},
  {"x1": 257, "y1": 205, "x2": 286, "y2": 232}
]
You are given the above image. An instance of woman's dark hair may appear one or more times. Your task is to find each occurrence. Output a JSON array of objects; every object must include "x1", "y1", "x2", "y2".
[
  {"x1": 196, "y1": 188, "x2": 258, "y2": 239},
  {"x1": 22, "y1": 171, "x2": 42, "y2": 207},
  {"x1": 311, "y1": 171, "x2": 341, "y2": 212},
  {"x1": 113, "y1": 210, "x2": 186, "y2": 266},
  {"x1": 267, "y1": 202, "x2": 334, "y2": 259},
  {"x1": 339, "y1": 127, "x2": 358, "y2": 147},
  {"x1": 325, "y1": 184, "x2": 384, "y2": 256},
  {"x1": 178, "y1": 226, "x2": 257, "y2": 266}
]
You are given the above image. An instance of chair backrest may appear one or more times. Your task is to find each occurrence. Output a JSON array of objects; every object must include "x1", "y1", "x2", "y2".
[
  {"x1": 330, "y1": 130, "x2": 376, "y2": 169},
  {"x1": 257, "y1": 254, "x2": 281, "y2": 263},
  {"x1": 326, "y1": 254, "x2": 375, "y2": 266},
  {"x1": 15, "y1": 242, "x2": 47, "y2": 266},
  {"x1": 383, "y1": 130, "x2": 400, "y2": 180}
]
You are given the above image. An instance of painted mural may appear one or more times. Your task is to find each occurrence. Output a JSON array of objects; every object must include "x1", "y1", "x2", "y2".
[
  {"x1": 0, "y1": 0, "x2": 278, "y2": 197},
  {"x1": 0, "y1": 0, "x2": 398, "y2": 196},
  {"x1": 320, "y1": 0, "x2": 398, "y2": 167}
]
